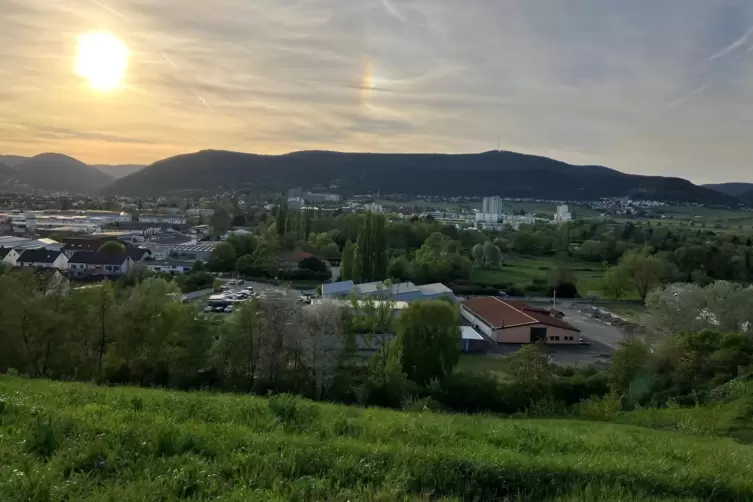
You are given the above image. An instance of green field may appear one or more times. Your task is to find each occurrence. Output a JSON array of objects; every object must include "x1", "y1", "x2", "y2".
[
  {"x1": 605, "y1": 205, "x2": 753, "y2": 235},
  {"x1": 3, "y1": 376, "x2": 753, "y2": 501},
  {"x1": 456, "y1": 354, "x2": 511, "y2": 380},
  {"x1": 469, "y1": 256, "x2": 637, "y2": 299}
]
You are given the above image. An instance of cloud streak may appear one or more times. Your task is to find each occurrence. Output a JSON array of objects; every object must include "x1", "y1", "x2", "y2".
[
  {"x1": 708, "y1": 24, "x2": 753, "y2": 60},
  {"x1": 1, "y1": 0, "x2": 753, "y2": 183}
]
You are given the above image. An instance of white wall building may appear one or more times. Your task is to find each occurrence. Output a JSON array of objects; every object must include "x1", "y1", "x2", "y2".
[
  {"x1": 482, "y1": 196, "x2": 501, "y2": 214},
  {"x1": 554, "y1": 205, "x2": 572, "y2": 223},
  {"x1": 475, "y1": 212, "x2": 499, "y2": 224},
  {"x1": 500, "y1": 213, "x2": 536, "y2": 230},
  {"x1": 186, "y1": 208, "x2": 215, "y2": 218},
  {"x1": 0, "y1": 248, "x2": 21, "y2": 266},
  {"x1": 139, "y1": 214, "x2": 187, "y2": 225},
  {"x1": 363, "y1": 203, "x2": 384, "y2": 213}
]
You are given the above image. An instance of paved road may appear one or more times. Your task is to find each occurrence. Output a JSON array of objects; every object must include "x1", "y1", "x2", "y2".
[{"x1": 558, "y1": 305, "x2": 626, "y2": 350}]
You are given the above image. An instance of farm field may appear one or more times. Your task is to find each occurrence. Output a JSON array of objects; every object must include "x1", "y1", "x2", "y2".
[
  {"x1": 469, "y1": 255, "x2": 640, "y2": 300},
  {"x1": 3, "y1": 376, "x2": 753, "y2": 501}
]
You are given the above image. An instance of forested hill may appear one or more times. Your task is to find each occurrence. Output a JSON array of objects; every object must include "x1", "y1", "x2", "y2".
[
  {"x1": 105, "y1": 149, "x2": 735, "y2": 204},
  {"x1": 703, "y1": 182, "x2": 753, "y2": 197}
]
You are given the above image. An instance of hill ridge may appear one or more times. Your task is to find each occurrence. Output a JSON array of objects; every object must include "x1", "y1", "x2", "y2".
[{"x1": 106, "y1": 148, "x2": 736, "y2": 204}]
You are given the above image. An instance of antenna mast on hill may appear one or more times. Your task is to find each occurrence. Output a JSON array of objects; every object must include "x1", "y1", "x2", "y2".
[{"x1": 497, "y1": 134, "x2": 500, "y2": 152}]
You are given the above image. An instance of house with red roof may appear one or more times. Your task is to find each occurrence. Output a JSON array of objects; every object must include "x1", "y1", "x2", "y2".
[{"x1": 460, "y1": 297, "x2": 581, "y2": 345}]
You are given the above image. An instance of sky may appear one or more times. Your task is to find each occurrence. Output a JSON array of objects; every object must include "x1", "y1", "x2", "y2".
[{"x1": 1, "y1": 0, "x2": 753, "y2": 183}]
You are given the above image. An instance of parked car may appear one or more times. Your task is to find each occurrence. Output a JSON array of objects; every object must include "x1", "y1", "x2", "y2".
[
  {"x1": 203, "y1": 306, "x2": 213, "y2": 312},
  {"x1": 224, "y1": 305, "x2": 234, "y2": 313},
  {"x1": 579, "y1": 338, "x2": 591, "y2": 346},
  {"x1": 238, "y1": 279, "x2": 245, "y2": 284},
  {"x1": 228, "y1": 280, "x2": 236, "y2": 285},
  {"x1": 214, "y1": 306, "x2": 225, "y2": 312}
]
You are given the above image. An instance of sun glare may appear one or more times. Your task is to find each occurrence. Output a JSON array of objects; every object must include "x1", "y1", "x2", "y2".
[{"x1": 74, "y1": 32, "x2": 129, "y2": 91}]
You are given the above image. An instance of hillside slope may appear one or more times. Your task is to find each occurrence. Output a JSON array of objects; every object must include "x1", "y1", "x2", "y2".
[
  {"x1": 15, "y1": 153, "x2": 113, "y2": 193},
  {"x1": 106, "y1": 149, "x2": 735, "y2": 204},
  {"x1": 92, "y1": 164, "x2": 145, "y2": 179},
  {"x1": 0, "y1": 163, "x2": 35, "y2": 193},
  {"x1": 703, "y1": 182, "x2": 753, "y2": 197},
  {"x1": 738, "y1": 190, "x2": 753, "y2": 208},
  {"x1": 2, "y1": 376, "x2": 752, "y2": 501},
  {"x1": 0, "y1": 155, "x2": 27, "y2": 167}
]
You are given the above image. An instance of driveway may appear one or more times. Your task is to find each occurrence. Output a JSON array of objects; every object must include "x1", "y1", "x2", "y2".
[{"x1": 558, "y1": 305, "x2": 626, "y2": 350}]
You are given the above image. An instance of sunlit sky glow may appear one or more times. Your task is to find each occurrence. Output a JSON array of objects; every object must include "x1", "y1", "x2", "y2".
[
  {"x1": 74, "y1": 32, "x2": 129, "y2": 91},
  {"x1": 2, "y1": 0, "x2": 753, "y2": 182}
]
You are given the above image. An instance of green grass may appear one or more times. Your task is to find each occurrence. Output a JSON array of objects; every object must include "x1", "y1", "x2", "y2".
[
  {"x1": 597, "y1": 303, "x2": 647, "y2": 320},
  {"x1": 3, "y1": 377, "x2": 753, "y2": 501},
  {"x1": 469, "y1": 256, "x2": 638, "y2": 299},
  {"x1": 457, "y1": 354, "x2": 511, "y2": 380}
]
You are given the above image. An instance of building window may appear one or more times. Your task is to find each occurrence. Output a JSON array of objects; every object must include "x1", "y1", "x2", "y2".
[{"x1": 551, "y1": 336, "x2": 560, "y2": 341}]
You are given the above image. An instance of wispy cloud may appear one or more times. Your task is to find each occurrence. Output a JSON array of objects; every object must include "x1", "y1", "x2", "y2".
[
  {"x1": 708, "y1": 24, "x2": 753, "y2": 60},
  {"x1": 666, "y1": 85, "x2": 707, "y2": 108},
  {"x1": 380, "y1": 0, "x2": 405, "y2": 22},
  {"x1": 1, "y1": 0, "x2": 753, "y2": 183}
]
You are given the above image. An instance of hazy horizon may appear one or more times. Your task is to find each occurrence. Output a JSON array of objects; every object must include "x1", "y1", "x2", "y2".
[{"x1": 3, "y1": 0, "x2": 753, "y2": 183}]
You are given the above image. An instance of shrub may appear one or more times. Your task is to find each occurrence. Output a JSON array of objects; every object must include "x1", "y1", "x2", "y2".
[
  {"x1": 268, "y1": 394, "x2": 320, "y2": 431},
  {"x1": 131, "y1": 397, "x2": 144, "y2": 412},
  {"x1": 26, "y1": 418, "x2": 59, "y2": 458},
  {"x1": 434, "y1": 372, "x2": 511, "y2": 413}
]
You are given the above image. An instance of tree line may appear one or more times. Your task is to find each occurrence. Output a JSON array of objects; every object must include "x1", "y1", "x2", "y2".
[
  {"x1": 208, "y1": 205, "x2": 753, "y2": 297},
  {"x1": 2, "y1": 267, "x2": 751, "y2": 420}
]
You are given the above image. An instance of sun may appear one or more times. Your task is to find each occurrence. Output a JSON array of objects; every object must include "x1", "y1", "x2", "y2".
[{"x1": 74, "y1": 32, "x2": 129, "y2": 91}]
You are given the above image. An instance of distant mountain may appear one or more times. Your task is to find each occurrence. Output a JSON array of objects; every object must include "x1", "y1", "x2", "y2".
[
  {"x1": 0, "y1": 162, "x2": 34, "y2": 193},
  {"x1": 15, "y1": 153, "x2": 113, "y2": 193},
  {"x1": 92, "y1": 164, "x2": 145, "y2": 179},
  {"x1": 0, "y1": 155, "x2": 28, "y2": 167},
  {"x1": 106, "y1": 149, "x2": 737, "y2": 205},
  {"x1": 702, "y1": 183, "x2": 753, "y2": 197},
  {"x1": 738, "y1": 190, "x2": 753, "y2": 207}
]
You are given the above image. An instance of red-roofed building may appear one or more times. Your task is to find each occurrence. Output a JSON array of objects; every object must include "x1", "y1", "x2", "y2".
[{"x1": 461, "y1": 297, "x2": 580, "y2": 345}]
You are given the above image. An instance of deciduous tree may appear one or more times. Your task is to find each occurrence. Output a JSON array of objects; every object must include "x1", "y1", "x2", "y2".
[
  {"x1": 208, "y1": 242, "x2": 237, "y2": 272},
  {"x1": 395, "y1": 301, "x2": 460, "y2": 385}
]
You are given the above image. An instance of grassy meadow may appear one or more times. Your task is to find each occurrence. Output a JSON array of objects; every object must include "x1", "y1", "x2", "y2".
[
  {"x1": 3, "y1": 376, "x2": 753, "y2": 501},
  {"x1": 469, "y1": 255, "x2": 638, "y2": 299}
]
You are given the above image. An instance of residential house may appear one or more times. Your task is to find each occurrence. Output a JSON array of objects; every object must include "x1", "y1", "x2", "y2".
[
  {"x1": 62, "y1": 236, "x2": 119, "y2": 257},
  {"x1": 16, "y1": 249, "x2": 69, "y2": 270},
  {"x1": 461, "y1": 297, "x2": 581, "y2": 344},
  {"x1": 68, "y1": 252, "x2": 133, "y2": 278},
  {"x1": 127, "y1": 247, "x2": 152, "y2": 262},
  {"x1": 0, "y1": 248, "x2": 22, "y2": 266}
]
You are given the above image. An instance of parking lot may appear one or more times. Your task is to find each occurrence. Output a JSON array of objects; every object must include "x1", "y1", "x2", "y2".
[{"x1": 558, "y1": 305, "x2": 627, "y2": 350}]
